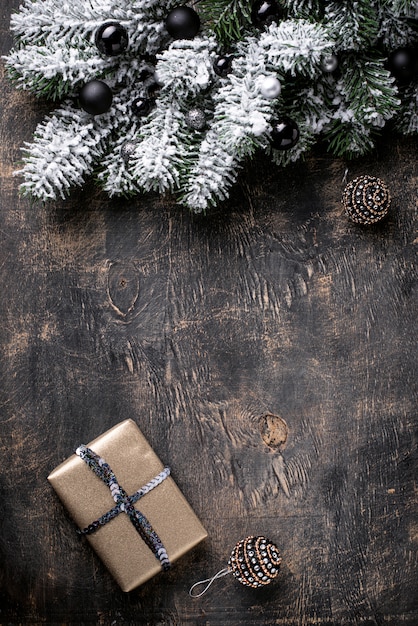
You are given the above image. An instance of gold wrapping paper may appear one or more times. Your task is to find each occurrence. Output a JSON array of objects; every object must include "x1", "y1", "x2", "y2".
[{"x1": 48, "y1": 419, "x2": 207, "y2": 592}]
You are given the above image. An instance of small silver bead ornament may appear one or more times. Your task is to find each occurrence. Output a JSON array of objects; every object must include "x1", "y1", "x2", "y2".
[
  {"x1": 185, "y1": 108, "x2": 206, "y2": 130},
  {"x1": 321, "y1": 54, "x2": 338, "y2": 73},
  {"x1": 120, "y1": 140, "x2": 138, "y2": 164},
  {"x1": 259, "y1": 75, "x2": 282, "y2": 99},
  {"x1": 342, "y1": 175, "x2": 391, "y2": 224}
]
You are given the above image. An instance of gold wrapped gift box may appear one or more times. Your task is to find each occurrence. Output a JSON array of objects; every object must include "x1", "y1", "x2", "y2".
[{"x1": 48, "y1": 419, "x2": 207, "y2": 592}]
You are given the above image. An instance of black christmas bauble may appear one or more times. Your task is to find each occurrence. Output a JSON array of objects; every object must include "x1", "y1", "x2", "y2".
[
  {"x1": 342, "y1": 175, "x2": 391, "y2": 224},
  {"x1": 387, "y1": 47, "x2": 417, "y2": 83},
  {"x1": 95, "y1": 22, "x2": 129, "y2": 56},
  {"x1": 146, "y1": 80, "x2": 162, "y2": 99},
  {"x1": 132, "y1": 97, "x2": 155, "y2": 117},
  {"x1": 79, "y1": 80, "x2": 113, "y2": 115},
  {"x1": 251, "y1": 0, "x2": 283, "y2": 28},
  {"x1": 213, "y1": 55, "x2": 233, "y2": 77},
  {"x1": 228, "y1": 536, "x2": 281, "y2": 588},
  {"x1": 270, "y1": 117, "x2": 299, "y2": 150},
  {"x1": 140, "y1": 53, "x2": 158, "y2": 65},
  {"x1": 165, "y1": 6, "x2": 200, "y2": 40},
  {"x1": 139, "y1": 68, "x2": 154, "y2": 82}
]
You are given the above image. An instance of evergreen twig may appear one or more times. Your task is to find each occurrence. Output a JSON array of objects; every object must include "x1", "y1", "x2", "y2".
[{"x1": 3, "y1": 0, "x2": 417, "y2": 211}]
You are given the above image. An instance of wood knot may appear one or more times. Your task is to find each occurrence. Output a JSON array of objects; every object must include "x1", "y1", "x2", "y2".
[
  {"x1": 259, "y1": 414, "x2": 288, "y2": 451},
  {"x1": 107, "y1": 261, "x2": 140, "y2": 318}
]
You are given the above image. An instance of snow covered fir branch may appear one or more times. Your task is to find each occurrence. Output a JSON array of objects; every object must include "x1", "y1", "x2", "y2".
[{"x1": 4, "y1": 0, "x2": 418, "y2": 212}]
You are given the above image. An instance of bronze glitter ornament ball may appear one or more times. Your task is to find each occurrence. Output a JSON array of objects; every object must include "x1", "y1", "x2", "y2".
[
  {"x1": 342, "y1": 175, "x2": 391, "y2": 224},
  {"x1": 228, "y1": 536, "x2": 281, "y2": 588}
]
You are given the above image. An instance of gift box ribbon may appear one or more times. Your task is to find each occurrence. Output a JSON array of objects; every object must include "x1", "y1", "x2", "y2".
[{"x1": 76, "y1": 445, "x2": 171, "y2": 571}]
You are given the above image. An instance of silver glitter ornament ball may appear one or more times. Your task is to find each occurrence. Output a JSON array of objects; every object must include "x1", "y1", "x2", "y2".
[
  {"x1": 321, "y1": 53, "x2": 338, "y2": 73},
  {"x1": 228, "y1": 536, "x2": 282, "y2": 588},
  {"x1": 120, "y1": 140, "x2": 138, "y2": 164},
  {"x1": 185, "y1": 108, "x2": 206, "y2": 130},
  {"x1": 260, "y1": 75, "x2": 281, "y2": 99},
  {"x1": 342, "y1": 175, "x2": 391, "y2": 224}
]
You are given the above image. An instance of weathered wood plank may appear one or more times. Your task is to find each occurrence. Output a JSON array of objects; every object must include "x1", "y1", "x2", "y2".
[{"x1": 0, "y1": 1, "x2": 417, "y2": 623}]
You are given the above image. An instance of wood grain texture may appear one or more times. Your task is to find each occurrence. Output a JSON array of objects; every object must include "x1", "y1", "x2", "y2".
[{"x1": 1, "y1": 2, "x2": 417, "y2": 623}]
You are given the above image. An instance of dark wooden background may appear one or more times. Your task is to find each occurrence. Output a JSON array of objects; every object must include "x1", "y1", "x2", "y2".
[{"x1": 1, "y1": 2, "x2": 417, "y2": 624}]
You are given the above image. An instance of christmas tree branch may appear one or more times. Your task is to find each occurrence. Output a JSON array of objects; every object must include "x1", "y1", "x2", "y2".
[
  {"x1": 197, "y1": 0, "x2": 251, "y2": 44},
  {"x1": 396, "y1": 83, "x2": 418, "y2": 134},
  {"x1": 326, "y1": 55, "x2": 400, "y2": 156},
  {"x1": 271, "y1": 81, "x2": 331, "y2": 168},
  {"x1": 390, "y1": 0, "x2": 418, "y2": 15},
  {"x1": 129, "y1": 38, "x2": 216, "y2": 195},
  {"x1": 183, "y1": 19, "x2": 334, "y2": 211},
  {"x1": 97, "y1": 90, "x2": 143, "y2": 197},
  {"x1": 130, "y1": 105, "x2": 190, "y2": 194},
  {"x1": 5, "y1": 44, "x2": 111, "y2": 100},
  {"x1": 285, "y1": 1, "x2": 324, "y2": 20},
  {"x1": 154, "y1": 37, "x2": 217, "y2": 100},
  {"x1": 325, "y1": 1, "x2": 379, "y2": 51},
  {"x1": 5, "y1": 0, "x2": 179, "y2": 99},
  {"x1": 4, "y1": 0, "x2": 417, "y2": 210},
  {"x1": 18, "y1": 105, "x2": 112, "y2": 200},
  {"x1": 99, "y1": 125, "x2": 142, "y2": 198},
  {"x1": 378, "y1": 4, "x2": 418, "y2": 48},
  {"x1": 261, "y1": 19, "x2": 335, "y2": 75}
]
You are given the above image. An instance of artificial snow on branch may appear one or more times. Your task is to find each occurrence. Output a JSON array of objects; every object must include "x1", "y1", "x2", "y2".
[
  {"x1": 182, "y1": 19, "x2": 334, "y2": 211},
  {"x1": 327, "y1": 55, "x2": 400, "y2": 156},
  {"x1": 4, "y1": 0, "x2": 418, "y2": 212},
  {"x1": 18, "y1": 105, "x2": 112, "y2": 200}
]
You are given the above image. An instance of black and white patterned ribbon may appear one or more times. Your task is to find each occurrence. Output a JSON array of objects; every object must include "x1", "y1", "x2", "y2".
[{"x1": 76, "y1": 445, "x2": 171, "y2": 571}]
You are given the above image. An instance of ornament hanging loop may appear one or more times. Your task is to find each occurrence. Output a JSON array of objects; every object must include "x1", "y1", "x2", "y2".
[{"x1": 189, "y1": 567, "x2": 231, "y2": 598}]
